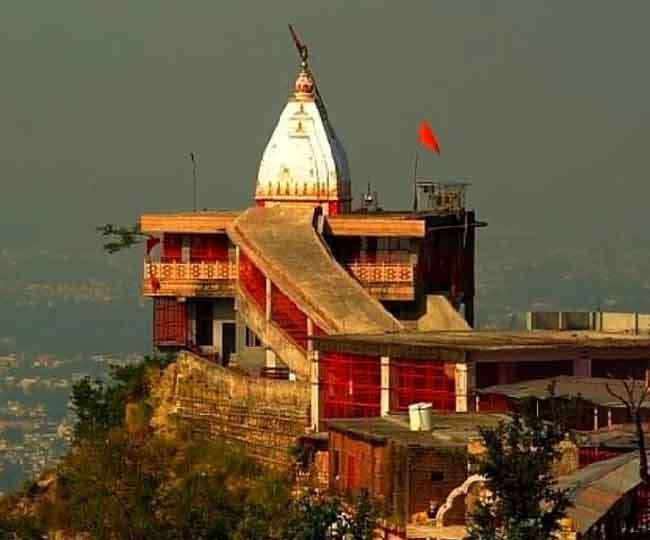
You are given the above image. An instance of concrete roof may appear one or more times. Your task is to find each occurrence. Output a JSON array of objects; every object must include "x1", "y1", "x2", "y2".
[
  {"x1": 227, "y1": 206, "x2": 402, "y2": 334},
  {"x1": 478, "y1": 375, "x2": 650, "y2": 409},
  {"x1": 325, "y1": 413, "x2": 507, "y2": 447},
  {"x1": 313, "y1": 330, "x2": 650, "y2": 360}
]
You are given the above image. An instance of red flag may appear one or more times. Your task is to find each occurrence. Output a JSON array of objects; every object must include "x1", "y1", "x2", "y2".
[
  {"x1": 418, "y1": 121, "x2": 441, "y2": 154},
  {"x1": 146, "y1": 236, "x2": 161, "y2": 255}
]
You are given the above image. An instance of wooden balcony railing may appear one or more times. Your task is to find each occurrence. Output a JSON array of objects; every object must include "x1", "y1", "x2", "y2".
[
  {"x1": 345, "y1": 261, "x2": 415, "y2": 301},
  {"x1": 346, "y1": 262, "x2": 414, "y2": 284},
  {"x1": 143, "y1": 261, "x2": 237, "y2": 297}
]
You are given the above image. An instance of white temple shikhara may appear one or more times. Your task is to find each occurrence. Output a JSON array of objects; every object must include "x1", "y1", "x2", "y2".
[{"x1": 255, "y1": 63, "x2": 351, "y2": 215}]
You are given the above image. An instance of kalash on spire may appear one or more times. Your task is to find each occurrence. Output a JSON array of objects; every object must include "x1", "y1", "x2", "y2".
[{"x1": 255, "y1": 29, "x2": 351, "y2": 215}]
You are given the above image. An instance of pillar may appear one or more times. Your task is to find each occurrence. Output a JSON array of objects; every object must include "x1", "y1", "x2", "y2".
[
  {"x1": 310, "y1": 350, "x2": 320, "y2": 431},
  {"x1": 593, "y1": 406, "x2": 599, "y2": 431},
  {"x1": 455, "y1": 362, "x2": 475, "y2": 412},
  {"x1": 265, "y1": 349, "x2": 277, "y2": 369},
  {"x1": 380, "y1": 356, "x2": 390, "y2": 416},
  {"x1": 181, "y1": 235, "x2": 191, "y2": 263}
]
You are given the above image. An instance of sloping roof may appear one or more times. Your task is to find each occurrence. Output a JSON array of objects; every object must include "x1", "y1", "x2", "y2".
[
  {"x1": 477, "y1": 375, "x2": 650, "y2": 409},
  {"x1": 227, "y1": 206, "x2": 403, "y2": 334},
  {"x1": 559, "y1": 451, "x2": 644, "y2": 533}
]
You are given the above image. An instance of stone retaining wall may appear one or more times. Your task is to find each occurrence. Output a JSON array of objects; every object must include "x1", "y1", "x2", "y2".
[{"x1": 150, "y1": 351, "x2": 311, "y2": 467}]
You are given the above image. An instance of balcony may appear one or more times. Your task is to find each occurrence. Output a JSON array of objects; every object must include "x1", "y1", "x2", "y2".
[
  {"x1": 143, "y1": 260, "x2": 237, "y2": 297},
  {"x1": 346, "y1": 261, "x2": 415, "y2": 301}
]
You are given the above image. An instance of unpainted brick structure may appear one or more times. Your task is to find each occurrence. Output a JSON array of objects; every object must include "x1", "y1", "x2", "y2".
[{"x1": 327, "y1": 424, "x2": 468, "y2": 526}]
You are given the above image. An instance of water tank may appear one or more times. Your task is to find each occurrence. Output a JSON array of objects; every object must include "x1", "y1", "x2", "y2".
[{"x1": 409, "y1": 402, "x2": 433, "y2": 431}]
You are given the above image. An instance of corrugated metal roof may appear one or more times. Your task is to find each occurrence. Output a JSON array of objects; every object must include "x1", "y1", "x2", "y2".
[
  {"x1": 559, "y1": 451, "x2": 643, "y2": 533},
  {"x1": 477, "y1": 375, "x2": 649, "y2": 408}
]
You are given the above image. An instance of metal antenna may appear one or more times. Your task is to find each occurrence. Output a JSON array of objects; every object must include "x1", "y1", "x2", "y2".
[{"x1": 189, "y1": 152, "x2": 198, "y2": 212}]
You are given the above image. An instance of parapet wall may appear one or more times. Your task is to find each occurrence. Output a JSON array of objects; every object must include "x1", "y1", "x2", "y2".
[{"x1": 150, "y1": 351, "x2": 311, "y2": 467}]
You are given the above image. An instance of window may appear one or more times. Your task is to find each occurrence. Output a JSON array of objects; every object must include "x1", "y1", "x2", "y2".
[
  {"x1": 245, "y1": 327, "x2": 262, "y2": 347},
  {"x1": 430, "y1": 471, "x2": 444, "y2": 482}
]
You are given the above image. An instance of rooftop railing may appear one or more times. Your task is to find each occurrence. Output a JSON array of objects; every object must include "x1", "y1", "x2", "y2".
[{"x1": 415, "y1": 180, "x2": 469, "y2": 213}]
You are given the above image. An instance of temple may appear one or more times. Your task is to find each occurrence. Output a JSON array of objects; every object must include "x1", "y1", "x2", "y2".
[{"x1": 140, "y1": 40, "x2": 650, "y2": 538}]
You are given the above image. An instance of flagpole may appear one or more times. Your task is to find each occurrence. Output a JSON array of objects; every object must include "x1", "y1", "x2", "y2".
[
  {"x1": 412, "y1": 149, "x2": 419, "y2": 213},
  {"x1": 190, "y1": 152, "x2": 198, "y2": 212}
]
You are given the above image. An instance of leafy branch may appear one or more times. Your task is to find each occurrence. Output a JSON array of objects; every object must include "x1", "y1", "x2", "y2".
[{"x1": 96, "y1": 224, "x2": 150, "y2": 254}]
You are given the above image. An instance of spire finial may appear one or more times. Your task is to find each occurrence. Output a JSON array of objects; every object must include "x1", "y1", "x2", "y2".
[{"x1": 289, "y1": 24, "x2": 309, "y2": 65}]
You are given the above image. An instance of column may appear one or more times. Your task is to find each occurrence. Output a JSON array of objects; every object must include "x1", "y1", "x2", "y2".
[
  {"x1": 455, "y1": 363, "x2": 475, "y2": 413},
  {"x1": 380, "y1": 356, "x2": 390, "y2": 416},
  {"x1": 265, "y1": 349, "x2": 277, "y2": 369},
  {"x1": 310, "y1": 350, "x2": 320, "y2": 431},
  {"x1": 181, "y1": 235, "x2": 191, "y2": 263}
]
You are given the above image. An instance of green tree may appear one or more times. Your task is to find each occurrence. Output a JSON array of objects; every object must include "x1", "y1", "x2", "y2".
[
  {"x1": 467, "y1": 400, "x2": 572, "y2": 540},
  {"x1": 344, "y1": 490, "x2": 380, "y2": 540},
  {"x1": 96, "y1": 224, "x2": 146, "y2": 254},
  {"x1": 70, "y1": 355, "x2": 173, "y2": 440}
]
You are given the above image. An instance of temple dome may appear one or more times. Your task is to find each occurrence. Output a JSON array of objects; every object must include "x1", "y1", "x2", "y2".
[{"x1": 255, "y1": 66, "x2": 351, "y2": 215}]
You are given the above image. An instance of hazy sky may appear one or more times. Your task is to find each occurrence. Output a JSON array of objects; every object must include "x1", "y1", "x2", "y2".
[{"x1": 2, "y1": 2, "x2": 649, "y2": 250}]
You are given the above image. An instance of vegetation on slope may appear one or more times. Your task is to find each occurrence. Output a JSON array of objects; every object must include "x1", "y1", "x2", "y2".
[{"x1": 0, "y1": 355, "x2": 379, "y2": 540}]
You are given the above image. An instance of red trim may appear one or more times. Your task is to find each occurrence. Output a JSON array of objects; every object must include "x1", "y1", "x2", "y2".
[
  {"x1": 239, "y1": 252, "x2": 266, "y2": 312},
  {"x1": 320, "y1": 353, "x2": 381, "y2": 419},
  {"x1": 390, "y1": 358, "x2": 455, "y2": 412},
  {"x1": 271, "y1": 284, "x2": 308, "y2": 350},
  {"x1": 163, "y1": 234, "x2": 182, "y2": 262},
  {"x1": 190, "y1": 234, "x2": 229, "y2": 262}
]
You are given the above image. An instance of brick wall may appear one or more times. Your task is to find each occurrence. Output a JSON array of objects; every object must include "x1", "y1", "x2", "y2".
[
  {"x1": 329, "y1": 431, "x2": 388, "y2": 499},
  {"x1": 405, "y1": 446, "x2": 468, "y2": 518},
  {"x1": 328, "y1": 429, "x2": 469, "y2": 527}
]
